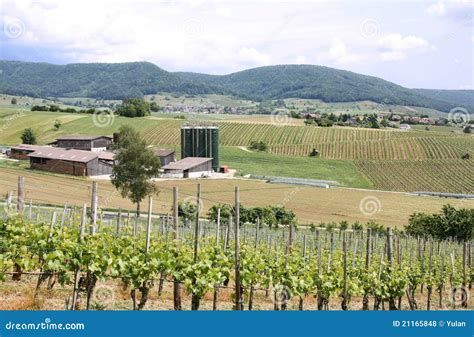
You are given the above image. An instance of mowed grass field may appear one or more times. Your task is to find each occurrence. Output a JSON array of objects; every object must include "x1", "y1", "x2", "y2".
[
  {"x1": 0, "y1": 108, "x2": 473, "y2": 193},
  {"x1": 1, "y1": 166, "x2": 473, "y2": 227}
]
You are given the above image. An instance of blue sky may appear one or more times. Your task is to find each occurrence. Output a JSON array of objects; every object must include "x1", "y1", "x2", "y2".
[{"x1": 0, "y1": 0, "x2": 472, "y2": 89}]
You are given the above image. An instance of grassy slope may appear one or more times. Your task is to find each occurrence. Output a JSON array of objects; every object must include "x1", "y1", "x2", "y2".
[{"x1": 220, "y1": 146, "x2": 372, "y2": 188}]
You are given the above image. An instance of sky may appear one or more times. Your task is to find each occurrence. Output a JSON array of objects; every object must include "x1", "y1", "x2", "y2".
[{"x1": 0, "y1": 0, "x2": 472, "y2": 89}]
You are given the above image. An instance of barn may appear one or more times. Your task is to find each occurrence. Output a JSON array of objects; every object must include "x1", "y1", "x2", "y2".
[
  {"x1": 153, "y1": 149, "x2": 176, "y2": 166},
  {"x1": 162, "y1": 157, "x2": 213, "y2": 178},
  {"x1": 9, "y1": 144, "x2": 48, "y2": 160},
  {"x1": 53, "y1": 135, "x2": 113, "y2": 152},
  {"x1": 28, "y1": 147, "x2": 114, "y2": 176}
]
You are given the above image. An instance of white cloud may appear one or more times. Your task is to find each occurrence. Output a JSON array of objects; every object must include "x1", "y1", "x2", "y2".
[
  {"x1": 426, "y1": 0, "x2": 473, "y2": 21},
  {"x1": 378, "y1": 34, "x2": 430, "y2": 51},
  {"x1": 377, "y1": 33, "x2": 433, "y2": 62},
  {"x1": 327, "y1": 38, "x2": 364, "y2": 65},
  {"x1": 380, "y1": 51, "x2": 406, "y2": 61},
  {"x1": 427, "y1": 1, "x2": 446, "y2": 16},
  {"x1": 236, "y1": 47, "x2": 270, "y2": 67}
]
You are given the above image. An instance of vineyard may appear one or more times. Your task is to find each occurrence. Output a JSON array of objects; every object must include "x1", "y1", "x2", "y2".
[
  {"x1": 355, "y1": 160, "x2": 474, "y2": 194},
  {"x1": 1, "y1": 182, "x2": 472, "y2": 311},
  {"x1": 3, "y1": 110, "x2": 472, "y2": 162},
  {"x1": 1, "y1": 109, "x2": 473, "y2": 194}
]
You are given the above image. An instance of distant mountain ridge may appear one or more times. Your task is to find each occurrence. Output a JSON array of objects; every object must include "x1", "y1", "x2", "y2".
[{"x1": 0, "y1": 60, "x2": 472, "y2": 112}]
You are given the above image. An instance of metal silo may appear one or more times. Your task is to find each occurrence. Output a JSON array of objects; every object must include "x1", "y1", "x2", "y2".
[
  {"x1": 180, "y1": 124, "x2": 219, "y2": 171},
  {"x1": 181, "y1": 126, "x2": 193, "y2": 158},
  {"x1": 210, "y1": 126, "x2": 219, "y2": 170}
]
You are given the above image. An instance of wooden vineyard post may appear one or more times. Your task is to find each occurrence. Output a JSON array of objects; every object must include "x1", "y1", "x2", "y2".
[
  {"x1": 225, "y1": 216, "x2": 232, "y2": 251},
  {"x1": 60, "y1": 203, "x2": 68, "y2": 227},
  {"x1": 71, "y1": 204, "x2": 87, "y2": 310},
  {"x1": 28, "y1": 199, "x2": 33, "y2": 219},
  {"x1": 341, "y1": 230, "x2": 348, "y2": 310},
  {"x1": 468, "y1": 242, "x2": 472, "y2": 290},
  {"x1": 216, "y1": 208, "x2": 221, "y2": 246},
  {"x1": 317, "y1": 229, "x2": 322, "y2": 275},
  {"x1": 386, "y1": 228, "x2": 397, "y2": 310},
  {"x1": 427, "y1": 239, "x2": 433, "y2": 310},
  {"x1": 191, "y1": 184, "x2": 201, "y2": 310},
  {"x1": 288, "y1": 222, "x2": 293, "y2": 251},
  {"x1": 17, "y1": 176, "x2": 25, "y2": 214},
  {"x1": 116, "y1": 208, "x2": 122, "y2": 236},
  {"x1": 462, "y1": 242, "x2": 468, "y2": 308},
  {"x1": 90, "y1": 181, "x2": 98, "y2": 234},
  {"x1": 48, "y1": 212, "x2": 57, "y2": 239},
  {"x1": 172, "y1": 187, "x2": 182, "y2": 310},
  {"x1": 145, "y1": 196, "x2": 152, "y2": 253},
  {"x1": 213, "y1": 207, "x2": 222, "y2": 311},
  {"x1": 132, "y1": 196, "x2": 153, "y2": 311},
  {"x1": 234, "y1": 186, "x2": 243, "y2": 310},
  {"x1": 362, "y1": 228, "x2": 371, "y2": 310},
  {"x1": 328, "y1": 232, "x2": 334, "y2": 271}
]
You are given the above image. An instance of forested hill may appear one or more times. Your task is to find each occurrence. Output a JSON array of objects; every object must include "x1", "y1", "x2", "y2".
[
  {"x1": 176, "y1": 65, "x2": 473, "y2": 112},
  {"x1": 0, "y1": 61, "x2": 216, "y2": 99},
  {"x1": 0, "y1": 60, "x2": 472, "y2": 112}
]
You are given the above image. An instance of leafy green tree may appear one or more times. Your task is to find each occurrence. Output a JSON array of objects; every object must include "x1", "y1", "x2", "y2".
[
  {"x1": 406, "y1": 205, "x2": 473, "y2": 241},
  {"x1": 208, "y1": 203, "x2": 234, "y2": 222},
  {"x1": 49, "y1": 105, "x2": 60, "y2": 112},
  {"x1": 150, "y1": 102, "x2": 160, "y2": 112},
  {"x1": 11, "y1": 98, "x2": 17, "y2": 105},
  {"x1": 117, "y1": 98, "x2": 151, "y2": 117},
  {"x1": 178, "y1": 201, "x2": 197, "y2": 223},
  {"x1": 21, "y1": 128, "x2": 37, "y2": 144},
  {"x1": 111, "y1": 126, "x2": 161, "y2": 216},
  {"x1": 53, "y1": 119, "x2": 62, "y2": 130}
]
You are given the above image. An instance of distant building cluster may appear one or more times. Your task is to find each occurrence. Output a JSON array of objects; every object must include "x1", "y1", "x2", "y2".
[{"x1": 7, "y1": 126, "x2": 223, "y2": 179}]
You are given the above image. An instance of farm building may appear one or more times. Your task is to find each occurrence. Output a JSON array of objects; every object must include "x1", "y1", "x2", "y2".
[
  {"x1": 9, "y1": 144, "x2": 49, "y2": 160},
  {"x1": 153, "y1": 148, "x2": 175, "y2": 166},
  {"x1": 52, "y1": 135, "x2": 113, "y2": 152},
  {"x1": 400, "y1": 124, "x2": 412, "y2": 131},
  {"x1": 181, "y1": 125, "x2": 219, "y2": 171},
  {"x1": 162, "y1": 157, "x2": 213, "y2": 178},
  {"x1": 27, "y1": 147, "x2": 114, "y2": 176}
]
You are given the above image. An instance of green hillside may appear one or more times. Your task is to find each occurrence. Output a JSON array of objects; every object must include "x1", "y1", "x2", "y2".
[
  {"x1": 0, "y1": 60, "x2": 472, "y2": 112},
  {"x1": 175, "y1": 65, "x2": 473, "y2": 112},
  {"x1": 0, "y1": 61, "x2": 215, "y2": 99},
  {"x1": 412, "y1": 89, "x2": 474, "y2": 110}
]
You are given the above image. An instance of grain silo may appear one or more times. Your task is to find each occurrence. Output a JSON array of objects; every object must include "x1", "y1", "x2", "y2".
[{"x1": 181, "y1": 125, "x2": 219, "y2": 171}]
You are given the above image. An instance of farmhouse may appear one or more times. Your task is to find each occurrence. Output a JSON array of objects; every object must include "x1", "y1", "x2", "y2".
[
  {"x1": 153, "y1": 148, "x2": 176, "y2": 166},
  {"x1": 28, "y1": 147, "x2": 114, "y2": 176},
  {"x1": 52, "y1": 135, "x2": 113, "y2": 152},
  {"x1": 162, "y1": 157, "x2": 213, "y2": 178},
  {"x1": 9, "y1": 144, "x2": 49, "y2": 160},
  {"x1": 400, "y1": 124, "x2": 411, "y2": 131}
]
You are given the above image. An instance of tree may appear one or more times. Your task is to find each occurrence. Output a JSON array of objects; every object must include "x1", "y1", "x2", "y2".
[
  {"x1": 116, "y1": 98, "x2": 151, "y2": 117},
  {"x1": 208, "y1": 203, "x2": 234, "y2": 222},
  {"x1": 380, "y1": 118, "x2": 389, "y2": 128},
  {"x1": 11, "y1": 98, "x2": 17, "y2": 105},
  {"x1": 178, "y1": 201, "x2": 197, "y2": 224},
  {"x1": 111, "y1": 126, "x2": 161, "y2": 216},
  {"x1": 463, "y1": 125, "x2": 472, "y2": 134},
  {"x1": 405, "y1": 205, "x2": 474, "y2": 241},
  {"x1": 150, "y1": 102, "x2": 160, "y2": 112},
  {"x1": 54, "y1": 119, "x2": 62, "y2": 130},
  {"x1": 21, "y1": 128, "x2": 37, "y2": 144}
]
